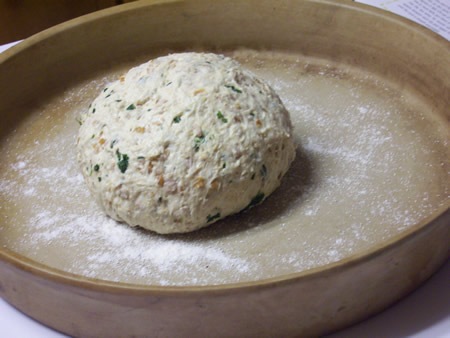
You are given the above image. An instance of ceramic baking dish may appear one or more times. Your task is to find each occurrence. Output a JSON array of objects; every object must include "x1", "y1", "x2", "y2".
[{"x1": 0, "y1": 0, "x2": 449, "y2": 336}]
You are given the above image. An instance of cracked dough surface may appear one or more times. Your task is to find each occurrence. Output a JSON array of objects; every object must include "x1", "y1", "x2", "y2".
[{"x1": 77, "y1": 52, "x2": 295, "y2": 234}]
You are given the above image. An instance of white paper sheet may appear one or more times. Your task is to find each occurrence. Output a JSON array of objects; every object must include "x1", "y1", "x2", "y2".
[{"x1": 357, "y1": 0, "x2": 450, "y2": 40}]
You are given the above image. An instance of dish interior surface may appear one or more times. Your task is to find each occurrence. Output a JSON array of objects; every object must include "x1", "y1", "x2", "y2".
[{"x1": 0, "y1": 49, "x2": 448, "y2": 286}]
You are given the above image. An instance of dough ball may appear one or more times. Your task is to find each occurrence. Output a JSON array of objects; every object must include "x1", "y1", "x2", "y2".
[{"x1": 77, "y1": 52, "x2": 296, "y2": 234}]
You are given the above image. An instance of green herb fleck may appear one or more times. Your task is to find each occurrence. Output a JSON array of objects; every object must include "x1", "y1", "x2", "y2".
[
  {"x1": 225, "y1": 84, "x2": 242, "y2": 93},
  {"x1": 249, "y1": 112, "x2": 255, "y2": 117},
  {"x1": 115, "y1": 99, "x2": 122, "y2": 102},
  {"x1": 207, "y1": 213, "x2": 221, "y2": 223},
  {"x1": 260, "y1": 164, "x2": 267, "y2": 177},
  {"x1": 137, "y1": 156, "x2": 145, "y2": 160},
  {"x1": 246, "y1": 192, "x2": 265, "y2": 209},
  {"x1": 173, "y1": 115, "x2": 181, "y2": 123},
  {"x1": 98, "y1": 177, "x2": 102, "y2": 182},
  {"x1": 105, "y1": 90, "x2": 114, "y2": 98},
  {"x1": 116, "y1": 149, "x2": 129, "y2": 173},
  {"x1": 93, "y1": 164, "x2": 100, "y2": 172},
  {"x1": 126, "y1": 104, "x2": 136, "y2": 110},
  {"x1": 103, "y1": 87, "x2": 108, "y2": 92},
  {"x1": 194, "y1": 134, "x2": 206, "y2": 152},
  {"x1": 91, "y1": 134, "x2": 95, "y2": 139},
  {"x1": 110, "y1": 139, "x2": 118, "y2": 149},
  {"x1": 216, "y1": 111, "x2": 228, "y2": 123},
  {"x1": 251, "y1": 173, "x2": 256, "y2": 180},
  {"x1": 222, "y1": 163, "x2": 226, "y2": 169},
  {"x1": 92, "y1": 108, "x2": 96, "y2": 113},
  {"x1": 75, "y1": 117, "x2": 83, "y2": 125}
]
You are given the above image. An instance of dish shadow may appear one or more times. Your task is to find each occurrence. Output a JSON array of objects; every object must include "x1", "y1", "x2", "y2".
[
  {"x1": 328, "y1": 260, "x2": 450, "y2": 337},
  {"x1": 141, "y1": 144, "x2": 319, "y2": 242}
]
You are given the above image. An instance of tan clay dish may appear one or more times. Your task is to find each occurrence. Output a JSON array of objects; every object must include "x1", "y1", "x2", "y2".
[{"x1": 0, "y1": 0, "x2": 449, "y2": 336}]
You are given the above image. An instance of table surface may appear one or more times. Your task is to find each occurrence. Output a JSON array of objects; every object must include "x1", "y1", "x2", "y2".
[{"x1": 1, "y1": 1, "x2": 449, "y2": 335}]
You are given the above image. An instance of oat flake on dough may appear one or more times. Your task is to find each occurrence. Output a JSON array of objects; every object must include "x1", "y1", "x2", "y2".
[{"x1": 77, "y1": 52, "x2": 296, "y2": 234}]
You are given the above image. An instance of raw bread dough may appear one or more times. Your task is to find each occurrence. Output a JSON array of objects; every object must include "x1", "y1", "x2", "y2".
[{"x1": 77, "y1": 53, "x2": 295, "y2": 234}]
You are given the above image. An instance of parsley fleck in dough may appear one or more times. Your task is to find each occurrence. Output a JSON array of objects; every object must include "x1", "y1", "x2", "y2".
[{"x1": 77, "y1": 53, "x2": 296, "y2": 234}]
